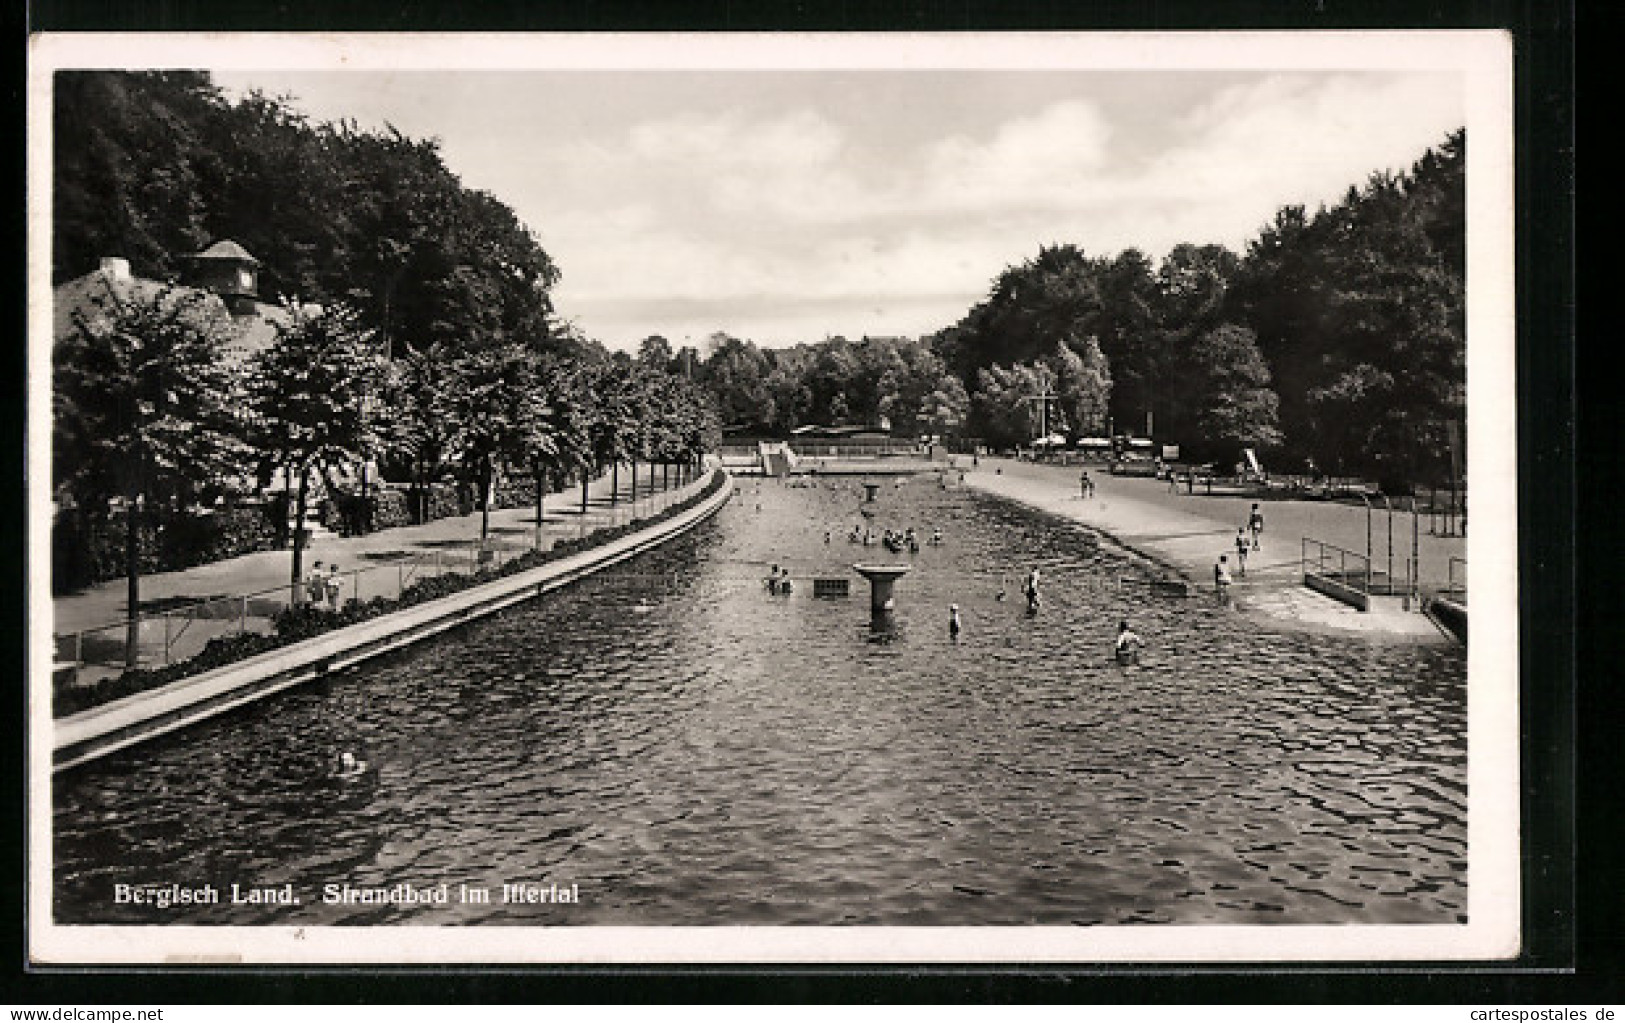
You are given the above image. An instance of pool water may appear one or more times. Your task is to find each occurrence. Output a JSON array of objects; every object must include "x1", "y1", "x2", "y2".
[{"x1": 53, "y1": 474, "x2": 1467, "y2": 925}]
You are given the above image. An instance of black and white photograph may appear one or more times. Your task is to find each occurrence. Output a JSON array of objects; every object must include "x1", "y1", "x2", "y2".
[{"x1": 27, "y1": 31, "x2": 1518, "y2": 964}]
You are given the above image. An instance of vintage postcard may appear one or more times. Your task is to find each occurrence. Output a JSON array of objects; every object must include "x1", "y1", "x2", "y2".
[{"x1": 27, "y1": 30, "x2": 1518, "y2": 964}]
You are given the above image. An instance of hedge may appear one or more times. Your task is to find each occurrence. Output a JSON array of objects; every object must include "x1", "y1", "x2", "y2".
[{"x1": 52, "y1": 503, "x2": 283, "y2": 594}]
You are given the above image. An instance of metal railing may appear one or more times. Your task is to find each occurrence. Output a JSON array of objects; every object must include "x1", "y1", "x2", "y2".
[
  {"x1": 52, "y1": 470, "x2": 710, "y2": 693},
  {"x1": 1301, "y1": 537, "x2": 1373, "y2": 595}
]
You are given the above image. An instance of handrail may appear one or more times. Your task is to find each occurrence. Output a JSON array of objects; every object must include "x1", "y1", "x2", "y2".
[{"x1": 1301, "y1": 536, "x2": 1373, "y2": 595}]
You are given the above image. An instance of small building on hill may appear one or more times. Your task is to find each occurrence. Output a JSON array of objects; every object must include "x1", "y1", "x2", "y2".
[{"x1": 53, "y1": 243, "x2": 291, "y2": 363}]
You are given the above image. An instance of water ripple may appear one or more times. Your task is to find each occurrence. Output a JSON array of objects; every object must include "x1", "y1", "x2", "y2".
[{"x1": 55, "y1": 476, "x2": 1466, "y2": 926}]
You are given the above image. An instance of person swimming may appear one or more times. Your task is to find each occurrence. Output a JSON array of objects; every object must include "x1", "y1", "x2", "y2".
[
  {"x1": 1114, "y1": 619, "x2": 1143, "y2": 664},
  {"x1": 336, "y1": 751, "x2": 368, "y2": 779}
]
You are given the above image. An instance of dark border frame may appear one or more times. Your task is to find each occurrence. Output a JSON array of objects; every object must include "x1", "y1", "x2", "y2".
[{"x1": 11, "y1": 0, "x2": 1581, "y2": 1004}]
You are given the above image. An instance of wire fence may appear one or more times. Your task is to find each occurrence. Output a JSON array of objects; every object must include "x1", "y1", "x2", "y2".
[{"x1": 52, "y1": 473, "x2": 705, "y2": 692}]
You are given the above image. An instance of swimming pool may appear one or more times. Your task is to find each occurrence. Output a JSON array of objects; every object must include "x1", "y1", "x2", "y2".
[{"x1": 54, "y1": 474, "x2": 1467, "y2": 925}]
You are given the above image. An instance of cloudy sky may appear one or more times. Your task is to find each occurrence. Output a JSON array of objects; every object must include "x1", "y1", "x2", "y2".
[{"x1": 211, "y1": 63, "x2": 1464, "y2": 351}]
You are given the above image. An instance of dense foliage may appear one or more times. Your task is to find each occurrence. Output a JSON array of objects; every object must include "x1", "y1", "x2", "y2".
[
  {"x1": 696, "y1": 332, "x2": 969, "y2": 439},
  {"x1": 54, "y1": 71, "x2": 563, "y2": 361},
  {"x1": 934, "y1": 130, "x2": 1464, "y2": 478}
]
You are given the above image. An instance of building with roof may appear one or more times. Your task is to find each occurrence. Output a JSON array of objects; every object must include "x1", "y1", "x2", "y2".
[
  {"x1": 51, "y1": 242, "x2": 347, "y2": 547},
  {"x1": 53, "y1": 242, "x2": 292, "y2": 363}
]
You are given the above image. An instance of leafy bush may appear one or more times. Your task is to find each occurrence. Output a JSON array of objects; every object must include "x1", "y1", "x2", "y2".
[
  {"x1": 406, "y1": 483, "x2": 463, "y2": 524},
  {"x1": 321, "y1": 487, "x2": 415, "y2": 536},
  {"x1": 53, "y1": 503, "x2": 282, "y2": 594},
  {"x1": 53, "y1": 630, "x2": 283, "y2": 716}
]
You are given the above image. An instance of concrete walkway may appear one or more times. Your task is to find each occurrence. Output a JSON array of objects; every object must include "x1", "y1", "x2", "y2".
[
  {"x1": 52, "y1": 463, "x2": 696, "y2": 637},
  {"x1": 963, "y1": 457, "x2": 1464, "y2": 642}
]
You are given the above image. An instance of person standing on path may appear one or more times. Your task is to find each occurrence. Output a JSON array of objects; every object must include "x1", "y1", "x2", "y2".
[
  {"x1": 306, "y1": 561, "x2": 326, "y2": 606},
  {"x1": 325, "y1": 563, "x2": 344, "y2": 610},
  {"x1": 1249, "y1": 503, "x2": 1265, "y2": 550},
  {"x1": 1234, "y1": 528, "x2": 1250, "y2": 575},
  {"x1": 1079, "y1": 469, "x2": 1094, "y2": 499},
  {"x1": 1214, "y1": 555, "x2": 1233, "y2": 603}
]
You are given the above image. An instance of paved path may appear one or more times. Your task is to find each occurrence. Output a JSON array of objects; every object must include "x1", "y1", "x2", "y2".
[
  {"x1": 52, "y1": 464, "x2": 697, "y2": 637},
  {"x1": 962, "y1": 457, "x2": 1464, "y2": 642}
]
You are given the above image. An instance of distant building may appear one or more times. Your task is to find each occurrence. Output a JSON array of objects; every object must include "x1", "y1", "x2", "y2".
[{"x1": 786, "y1": 424, "x2": 898, "y2": 456}]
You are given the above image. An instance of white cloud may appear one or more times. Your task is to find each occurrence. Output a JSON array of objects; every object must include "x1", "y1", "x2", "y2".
[
  {"x1": 468, "y1": 73, "x2": 1462, "y2": 347},
  {"x1": 923, "y1": 99, "x2": 1112, "y2": 209}
]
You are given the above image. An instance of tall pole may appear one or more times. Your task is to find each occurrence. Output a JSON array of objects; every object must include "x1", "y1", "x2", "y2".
[
  {"x1": 1018, "y1": 379, "x2": 1057, "y2": 452},
  {"x1": 1358, "y1": 493, "x2": 1372, "y2": 560},
  {"x1": 1409, "y1": 495, "x2": 1420, "y2": 610},
  {"x1": 1383, "y1": 494, "x2": 1393, "y2": 593}
]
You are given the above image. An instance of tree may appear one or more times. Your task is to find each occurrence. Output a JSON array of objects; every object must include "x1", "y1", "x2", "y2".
[
  {"x1": 698, "y1": 334, "x2": 776, "y2": 430},
  {"x1": 671, "y1": 376, "x2": 722, "y2": 477},
  {"x1": 1230, "y1": 129, "x2": 1464, "y2": 477},
  {"x1": 1183, "y1": 324, "x2": 1283, "y2": 458},
  {"x1": 1051, "y1": 337, "x2": 1112, "y2": 437},
  {"x1": 1156, "y1": 243, "x2": 1240, "y2": 334},
  {"x1": 55, "y1": 280, "x2": 247, "y2": 664},
  {"x1": 585, "y1": 359, "x2": 641, "y2": 508},
  {"x1": 763, "y1": 346, "x2": 815, "y2": 432},
  {"x1": 974, "y1": 361, "x2": 1056, "y2": 450},
  {"x1": 444, "y1": 343, "x2": 540, "y2": 548},
  {"x1": 869, "y1": 336, "x2": 964, "y2": 437},
  {"x1": 638, "y1": 335, "x2": 675, "y2": 370},
  {"x1": 939, "y1": 244, "x2": 1105, "y2": 389},
  {"x1": 518, "y1": 356, "x2": 593, "y2": 546},
  {"x1": 53, "y1": 71, "x2": 222, "y2": 284},
  {"x1": 247, "y1": 303, "x2": 383, "y2": 601},
  {"x1": 1093, "y1": 248, "x2": 1159, "y2": 432},
  {"x1": 378, "y1": 341, "x2": 461, "y2": 523}
]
